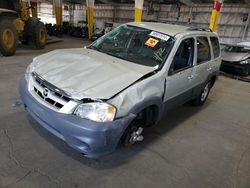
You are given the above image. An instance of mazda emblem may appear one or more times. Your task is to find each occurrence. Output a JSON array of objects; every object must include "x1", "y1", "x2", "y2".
[{"x1": 42, "y1": 88, "x2": 49, "y2": 98}]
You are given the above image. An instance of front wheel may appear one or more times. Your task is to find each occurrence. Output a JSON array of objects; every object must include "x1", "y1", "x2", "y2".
[
  {"x1": 122, "y1": 123, "x2": 144, "y2": 147},
  {"x1": 191, "y1": 81, "x2": 211, "y2": 106},
  {"x1": 0, "y1": 20, "x2": 18, "y2": 56}
]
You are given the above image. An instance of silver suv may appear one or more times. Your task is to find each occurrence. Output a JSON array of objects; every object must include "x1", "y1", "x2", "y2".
[{"x1": 19, "y1": 22, "x2": 221, "y2": 158}]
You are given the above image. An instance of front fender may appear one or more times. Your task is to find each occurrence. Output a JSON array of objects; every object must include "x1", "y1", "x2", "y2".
[
  {"x1": 108, "y1": 73, "x2": 165, "y2": 121},
  {"x1": 128, "y1": 96, "x2": 164, "y2": 123}
]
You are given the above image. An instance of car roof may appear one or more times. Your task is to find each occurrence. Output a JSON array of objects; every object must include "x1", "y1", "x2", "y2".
[
  {"x1": 237, "y1": 41, "x2": 250, "y2": 47},
  {"x1": 127, "y1": 22, "x2": 213, "y2": 37},
  {"x1": 222, "y1": 43, "x2": 250, "y2": 48}
]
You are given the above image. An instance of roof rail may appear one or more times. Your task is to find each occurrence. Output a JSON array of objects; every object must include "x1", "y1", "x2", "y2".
[{"x1": 186, "y1": 27, "x2": 212, "y2": 32}]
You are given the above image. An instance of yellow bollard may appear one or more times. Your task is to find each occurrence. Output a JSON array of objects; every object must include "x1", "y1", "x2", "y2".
[
  {"x1": 54, "y1": 0, "x2": 63, "y2": 26},
  {"x1": 209, "y1": 0, "x2": 223, "y2": 32},
  {"x1": 86, "y1": 0, "x2": 95, "y2": 39},
  {"x1": 135, "y1": 0, "x2": 144, "y2": 22},
  {"x1": 30, "y1": 0, "x2": 38, "y2": 18}
]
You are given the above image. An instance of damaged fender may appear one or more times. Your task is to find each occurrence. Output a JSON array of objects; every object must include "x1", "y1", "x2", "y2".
[{"x1": 108, "y1": 72, "x2": 166, "y2": 123}]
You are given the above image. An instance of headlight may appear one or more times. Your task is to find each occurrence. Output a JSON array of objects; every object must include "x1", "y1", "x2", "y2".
[
  {"x1": 25, "y1": 64, "x2": 33, "y2": 82},
  {"x1": 239, "y1": 59, "x2": 250, "y2": 64},
  {"x1": 25, "y1": 58, "x2": 38, "y2": 82},
  {"x1": 25, "y1": 63, "x2": 35, "y2": 82},
  {"x1": 74, "y1": 102, "x2": 116, "y2": 122}
]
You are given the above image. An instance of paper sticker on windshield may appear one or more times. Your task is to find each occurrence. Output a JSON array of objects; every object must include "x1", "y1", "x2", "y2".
[
  {"x1": 150, "y1": 31, "x2": 170, "y2": 41},
  {"x1": 145, "y1": 37, "x2": 159, "y2": 47}
]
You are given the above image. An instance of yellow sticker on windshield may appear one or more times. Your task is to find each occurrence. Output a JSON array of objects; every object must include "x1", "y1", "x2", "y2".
[{"x1": 145, "y1": 37, "x2": 159, "y2": 47}]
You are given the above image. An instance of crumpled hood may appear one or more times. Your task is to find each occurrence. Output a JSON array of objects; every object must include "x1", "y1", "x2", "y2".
[
  {"x1": 32, "y1": 48, "x2": 155, "y2": 100},
  {"x1": 221, "y1": 51, "x2": 250, "y2": 62}
]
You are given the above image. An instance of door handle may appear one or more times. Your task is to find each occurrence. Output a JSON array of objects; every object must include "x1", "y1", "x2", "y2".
[
  {"x1": 188, "y1": 75, "x2": 194, "y2": 80},
  {"x1": 207, "y1": 67, "x2": 212, "y2": 72}
]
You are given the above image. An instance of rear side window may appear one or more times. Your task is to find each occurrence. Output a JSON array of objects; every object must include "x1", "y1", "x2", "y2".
[
  {"x1": 210, "y1": 37, "x2": 220, "y2": 58},
  {"x1": 197, "y1": 37, "x2": 211, "y2": 64}
]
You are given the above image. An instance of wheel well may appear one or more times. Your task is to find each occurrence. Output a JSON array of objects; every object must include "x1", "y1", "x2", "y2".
[
  {"x1": 135, "y1": 105, "x2": 159, "y2": 127},
  {"x1": 210, "y1": 75, "x2": 217, "y2": 87}
]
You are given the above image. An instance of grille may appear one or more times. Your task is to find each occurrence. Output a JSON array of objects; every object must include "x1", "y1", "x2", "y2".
[
  {"x1": 31, "y1": 72, "x2": 71, "y2": 110},
  {"x1": 33, "y1": 87, "x2": 64, "y2": 109}
]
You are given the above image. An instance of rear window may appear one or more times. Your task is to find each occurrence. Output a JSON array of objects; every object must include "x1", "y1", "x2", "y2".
[
  {"x1": 197, "y1": 37, "x2": 211, "y2": 64},
  {"x1": 210, "y1": 37, "x2": 220, "y2": 58}
]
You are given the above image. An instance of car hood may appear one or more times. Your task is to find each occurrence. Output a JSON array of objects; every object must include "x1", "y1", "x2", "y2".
[
  {"x1": 221, "y1": 52, "x2": 250, "y2": 62},
  {"x1": 32, "y1": 48, "x2": 155, "y2": 100}
]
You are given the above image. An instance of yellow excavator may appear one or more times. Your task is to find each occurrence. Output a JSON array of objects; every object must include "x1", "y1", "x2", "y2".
[{"x1": 0, "y1": 0, "x2": 47, "y2": 56}]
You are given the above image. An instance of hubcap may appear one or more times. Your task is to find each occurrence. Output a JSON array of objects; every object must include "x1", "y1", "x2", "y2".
[
  {"x1": 3, "y1": 29, "x2": 14, "y2": 49},
  {"x1": 201, "y1": 83, "x2": 210, "y2": 102},
  {"x1": 129, "y1": 127, "x2": 144, "y2": 145}
]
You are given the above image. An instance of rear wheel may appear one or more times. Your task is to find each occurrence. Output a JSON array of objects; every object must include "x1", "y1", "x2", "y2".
[
  {"x1": 34, "y1": 22, "x2": 46, "y2": 49},
  {"x1": 30, "y1": 21, "x2": 47, "y2": 49},
  {"x1": 191, "y1": 81, "x2": 211, "y2": 106},
  {"x1": 0, "y1": 20, "x2": 18, "y2": 56},
  {"x1": 24, "y1": 18, "x2": 47, "y2": 49}
]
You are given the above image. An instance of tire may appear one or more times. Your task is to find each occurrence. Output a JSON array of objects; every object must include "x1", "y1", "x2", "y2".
[
  {"x1": 191, "y1": 81, "x2": 211, "y2": 106},
  {"x1": 121, "y1": 122, "x2": 144, "y2": 147},
  {"x1": 0, "y1": 20, "x2": 18, "y2": 56},
  {"x1": 32, "y1": 21, "x2": 47, "y2": 49},
  {"x1": 25, "y1": 18, "x2": 47, "y2": 49}
]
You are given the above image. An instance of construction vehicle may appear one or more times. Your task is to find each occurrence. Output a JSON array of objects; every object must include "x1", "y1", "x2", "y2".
[{"x1": 0, "y1": 0, "x2": 46, "y2": 56}]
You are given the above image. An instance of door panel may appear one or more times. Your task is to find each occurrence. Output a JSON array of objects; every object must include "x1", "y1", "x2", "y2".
[
  {"x1": 164, "y1": 37, "x2": 195, "y2": 106},
  {"x1": 192, "y1": 36, "x2": 212, "y2": 87},
  {"x1": 164, "y1": 68, "x2": 193, "y2": 103}
]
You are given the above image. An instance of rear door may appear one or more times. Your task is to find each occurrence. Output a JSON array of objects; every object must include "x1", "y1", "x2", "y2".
[
  {"x1": 192, "y1": 36, "x2": 213, "y2": 87},
  {"x1": 209, "y1": 36, "x2": 221, "y2": 72}
]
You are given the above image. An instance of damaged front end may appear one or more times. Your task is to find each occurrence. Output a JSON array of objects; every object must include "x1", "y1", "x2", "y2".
[
  {"x1": 19, "y1": 75, "x2": 137, "y2": 158},
  {"x1": 21, "y1": 63, "x2": 165, "y2": 157},
  {"x1": 19, "y1": 23, "x2": 175, "y2": 157}
]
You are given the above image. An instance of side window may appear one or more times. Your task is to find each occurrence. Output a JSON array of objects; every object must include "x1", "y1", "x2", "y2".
[
  {"x1": 169, "y1": 38, "x2": 194, "y2": 74},
  {"x1": 197, "y1": 37, "x2": 211, "y2": 64},
  {"x1": 210, "y1": 37, "x2": 220, "y2": 58}
]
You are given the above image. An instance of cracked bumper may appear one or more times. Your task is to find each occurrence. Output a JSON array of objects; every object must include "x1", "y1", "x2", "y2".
[{"x1": 19, "y1": 78, "x2": 135, "y2": 158}]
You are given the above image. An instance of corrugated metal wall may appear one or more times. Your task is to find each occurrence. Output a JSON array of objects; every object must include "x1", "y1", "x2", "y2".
[{"x1": 38, "y1": 2, "x2": 250, "y2": 43}]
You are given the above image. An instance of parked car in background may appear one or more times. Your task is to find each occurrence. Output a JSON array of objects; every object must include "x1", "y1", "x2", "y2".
[
  {"x1": 237, "y1": 41, "x2": 250, "y2": 47},
  {"x1": 220, "y1": 43, "x2": 250, "y2": 76},
  {"x1": 20, "y1": 22, "x2": 221, "y2": 158}
]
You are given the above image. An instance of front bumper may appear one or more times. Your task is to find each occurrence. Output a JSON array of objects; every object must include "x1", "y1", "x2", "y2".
[
  {"x1": 220, "y1": 61, "x2": 250, "y2": 76},
  {"x1": 19, "y1": 78, "x2": 135, "y2": 158}
]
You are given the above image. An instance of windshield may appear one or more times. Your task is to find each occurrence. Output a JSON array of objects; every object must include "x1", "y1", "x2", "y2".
[
  {"x1": 223, "y1": 45, "x2": 250, "y2": 53},
  {"x1": 89, "y1": 24, "x2": 175, "y2": 68}
]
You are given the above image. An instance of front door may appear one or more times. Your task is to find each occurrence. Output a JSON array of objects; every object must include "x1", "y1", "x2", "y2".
[{"x1": 164, "y1": 37, "x2": 195, "y2": 109}]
